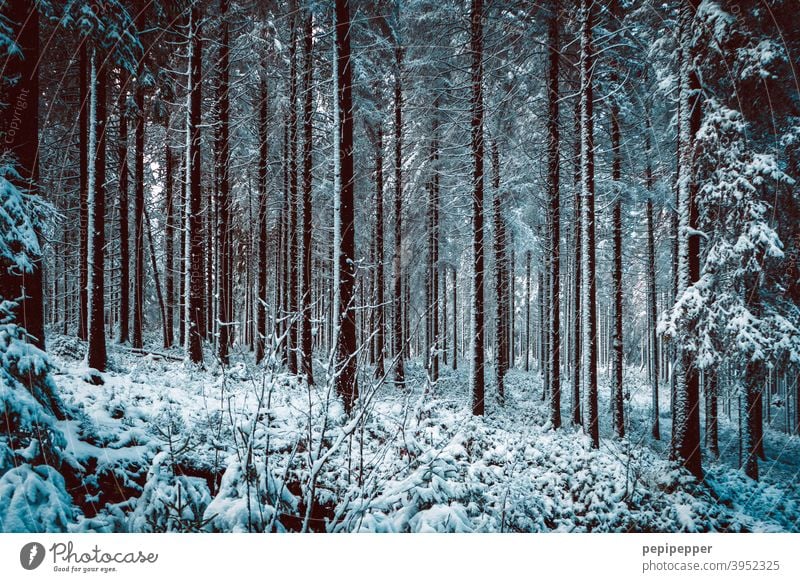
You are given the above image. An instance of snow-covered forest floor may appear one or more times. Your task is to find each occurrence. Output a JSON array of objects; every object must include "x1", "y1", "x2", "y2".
[{"x1": 35, "y1": 334, "x2": 800, "y2": 533}]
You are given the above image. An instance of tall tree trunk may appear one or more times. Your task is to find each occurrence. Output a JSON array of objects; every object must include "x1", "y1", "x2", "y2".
[
  {"x1": 672, "y1": 1, "x2": 702, "y2": 478},
  {"x1": 547, "y1": 1, "x2": 561, "y2": 428},
  {"x1": 470, "y1": 0, "x2": 485, "y2": 416},
  {"x1": 492, "y1": 141, "x2": 507, "y2": 403},
  {"x1": 392, "y1": 43, "x2": 405, "y2": 386},
  {"x1": 117, "y1": 70, "x2": 130, "y2": 344},
  {"x1": 255, "y1": 79, "x2": 269, "y2": 364},
  {"x1": 610, "y1": 83, "x2": 624, "y2": 439},
  {"x1": 525, "y1": 250, "x2": 531, "y2": 372},
  {"x1": 300, "y1": 11, "x2": 315, "y2": 383},
  {"x1": 216, "y1": 0, "x2": 232, "y2": 363},
  {"x1": 428, "y1": 99, "x2": 441, "y2": 384},
  {"x1": 572, "y1": 98, "x2": 582, "y2": 426},
  {"x1": 132, "y1": 2, "x2": 147, "y2": 350},
  {"x1": 86, "y1": 47, "x2": 108, "y2": 371},
  {"x1": 164, "y1": 143, "x2": 175, "y2": 348},
  {"x1": 580, "y1": 0, "x2": 598, "y2": 448},
  {"x1": 334, "y1": 0, "x2": 358, "y2": 412},
  {"x1": 374, "y1": 124, "x2": 386, "y2": 378},
  {"x1": 287, "y1": 15, "x2": 299, "y2": 374},
  {"x1": 452, "y1": 267, "x2": 458, "y2": 370},
  {"x1": 645, "y1": 116, "x2": 659, "y2": 439},
  {"x1": 185, "y1": 6, "x2": 204, "y2": 364}
]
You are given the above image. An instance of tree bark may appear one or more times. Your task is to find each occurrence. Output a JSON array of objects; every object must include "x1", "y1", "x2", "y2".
[
  {"x1": 255, "y1": 79, "x2": 269, "y2": 364},
  {"x1": 547, "y1": 2, "x2": 561, "y2": 428},
  {"x1": 132, "y1": 1, "x2": 147, "y2": 350},
  {"x1": 392, "y1": 43, "x2": 405, "y2": 386},
  {"x1": 580, "y1": 0, "x2": 598, "y2": 448},
  {"x1": 117, "y1": 69, "x2": 130, "y2": 345},
  {"x1": 87, "y1": 47, "x2": 108, "y2": 371},
  {"x1": 300, "y1": 11, "x2": 315, "y2": 383},
  {"x1": 335, "y1": 0, "x2": 358, "y2": 412},
  {"x1": 470, "y1": 0, "x2": 486, "y2": 416},
  {"x1": 185, "y1": 6, "x2": 204, "y2": 364},
  {"x1": 216, "y1": 0, "x2": 232, "y2": 363}
]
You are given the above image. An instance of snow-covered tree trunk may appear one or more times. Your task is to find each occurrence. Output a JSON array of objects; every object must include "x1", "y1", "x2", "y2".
[
  {"x1": 132, "y1": 2, "x2": 147, "y2": 351},
  {"x1": 117, "y1": 69, "x2": 130, "y2": 345},
  {"x1": 644, "y1": 118, "x2": 659, "y2": 440},
  {"x1": 374, "y1": 124, "x2": 386, "y2": 378},
  {"x1": 492, "y1": 141, "x2": 507, "y2": 403},
  {"x1": 572, "y1": 98, "x2": 582, "y2": 427},
  {"x1": 86, "y1": 46, "x2": 107, "y2": 371},
  {"x1": 164, "y1": 140, "x2": 175, "y2": 349},
  {"x1": 255, "y1": 77, "x2": 269, "y2": 365},
  {"x1": 546, "y1": 1, "x2": 561, "y2": 428},
  {"x1": 300, "y1": 11, "x2": 315, "y2": 384},
  {"x1": 287, "y1": 15, "x2": 299, "y2": 375},
  {"x1": 670, "y1": 2, "x2": 702, "y2": 478},
  {"x1": 216, "y1": 0, "x2": 232, "y2": 364},
  {"x1": 185, "y1": 5, "x2": 204, "y2": 365},
  {"x1": 610, "y1": 88, "x2": 623, "y2": 439},
  {"x1": 580, "y1": 0, "x2": 598, "y2": 448},
  {"x1": 334, "y1": 0, "x2": 358, "y2": 412},
  {"x1": 78, "y1": 42, "x2": 89, "y2": 341},
  {"x1": 392, "y1": 42, "x2": 405, "y2": 386},
  {"x1": 470, "y1": 0, "x2": 485, "y2": 416},
  {"x1": 428, "y1": 98, "x2": 441, "y2": 384}
]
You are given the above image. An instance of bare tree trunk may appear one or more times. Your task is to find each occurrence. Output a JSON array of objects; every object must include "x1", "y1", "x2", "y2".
[
  {"x1": 255, "y1": 79, "x2": 269, "y2": 364},
  {"x1": 164, "y1": 143, "x2": 175, "y2": 348},
  {"x1": 610, "y1": 83, "x2": 624, "y2": 439},
  {"x1": 374, "y1": 125, "x2": 386, "y2": 378},
  {"x1": 117, "y1": 69, "x2": 130, "y2": 344},
  {"x1": 492, "y1": 141, "x2": 507, "y2": 403},
  {"x1": 87, "y1": 47, "x2": 108, "y2": 371},
  {"x1": 132, "y1": 1, "x2": 147, "y2": 349},
  {"x1": 470, "y1": 0, "x2": 486, "y2": 416},
  {"x1": 392, "y1": 43, "x2": 405, "y2": 386},
  {"x1": 580, "y1": 0, "x2": 598, "y2": 448},
  {"x1": 216, "y1": 0, "x2": 232, "y2": 363},
  {"x1": 572, "y1": 98, "x2": 582, "y2": 426},
  {"x1": 334, "y1": 0, "x2": 358, "y2": 412},
  {"x1": 547, "y1": 1, "x2": 561, "y2": 428},
  {"x1": 186, "y1": 6, "x2": 204, "y2": 364},
  {"x1": 300, "y1": 11, "x2": 315, "y2": 383},
  {"x1": 645, "y1": 115, "x2": 659, "y2": 439}
]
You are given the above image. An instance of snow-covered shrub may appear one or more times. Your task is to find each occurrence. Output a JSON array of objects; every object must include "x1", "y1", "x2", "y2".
[
  {"x1": 128, "y1": 452, "x2": 212, "y2": 532},
  {"x1": 203, "y1": 458, "x2": 298, "y2": 532},
  {"x1": 0, "y1": 464, "x2": 73, "y2": 532},
  {"x1": 0, "y1": 316, "x2": 74, "y2": 531}
]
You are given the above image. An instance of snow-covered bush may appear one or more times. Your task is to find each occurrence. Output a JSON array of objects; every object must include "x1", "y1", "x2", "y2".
[
  {"x1": 128, "y1": 452, "x2": 212, "y2": 532},
  {"x1": 203, "y1": 458, "x2": 298, "y2": 532}
]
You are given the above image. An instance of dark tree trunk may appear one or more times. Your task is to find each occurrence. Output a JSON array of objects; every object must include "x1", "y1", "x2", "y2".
[
  {"x1": 572, "y1": 98, "x2": 582, "y2": 427},
  {"x1": 216, "y1": 0, "x2": 232, "y2": 363},
  {"x1": 87, "y1": 48, "x2": 108, "y2": 371},
  {"x1": 547, "y1": 2, "x2": 561, "y2": 428},
  {"x1": 525, "y1": 250, "x2": 531, "y2": 372},
  {"x1": 287, "y1": 16, "x2": 299, "y2": 374},
  {"x1": 580, "y1": 0, "x2": 598, "y2": 448},
  {"x1": 255, "y1": 79, "x2": 269, "y2": 364},
  {"x1": 335, "y1": 0, "x2": 358, "y2": 412},
  {"x1": 79, "y1": 42, "x2": 89, "y2": 341},
  {"x1": 492, "y1": 141, "x2": 507, "y2": 403},
  {"x1": 186, "y1": 6, "x2": 204, "y2": 364},
  {"x1": 610, "y1": 89, "x2": 624, "y2": 439},
  {"x1": 164, "y1": 143, "x2": 175, "y2": 348},
  {"x1": 392, "y1": 44, "x2": 405, "y2": 386},
  {"x1": 374, "y1": 125, "x2": 386, "y2": 378},
  {"x1": 645, "y1": 118, "x2": 659, "y2": 440},
  {"x1": 470, "y1": 0, "x2": 485, "y2": 416},
  {"x1": 132, "y1": 2, "x2": 147, "y2": 349},
  {"x1": 300, "y1": 11, "x2": 314, "y2": 383},
  {"x1": 117, "y1": 69, "x2": 130, "y2": 345},
  {"x1": 428, "y1": 100, "x2": 441, "y2": 384},
  {"x1": 452, "y1": 267, "x2": 457, "y2": 370}
]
